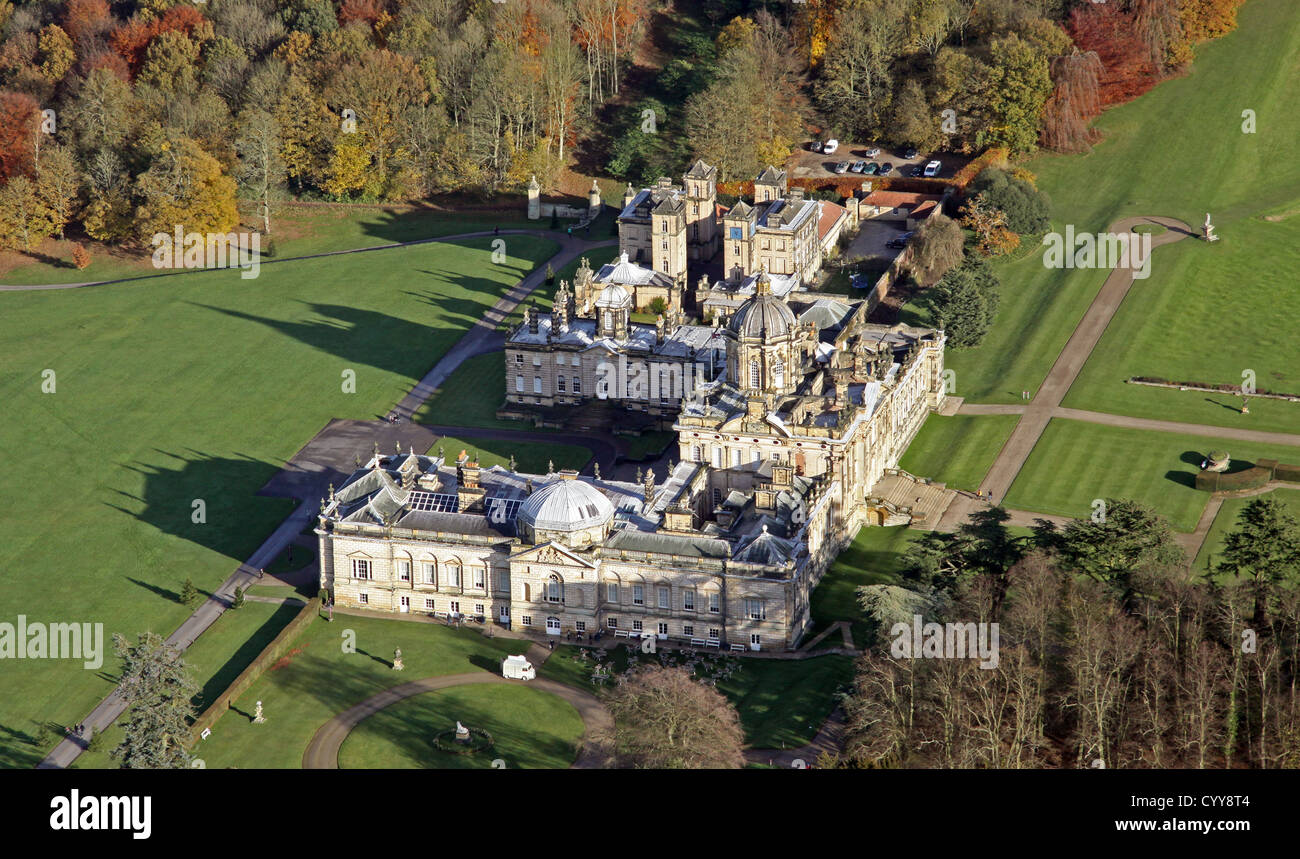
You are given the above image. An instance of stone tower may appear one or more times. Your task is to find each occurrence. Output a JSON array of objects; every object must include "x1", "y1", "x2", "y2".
[
  {"x1": 683, "y1": 159, "x2": 719, "y2": 261},
  {"x1": 588, "y1": 180, "x2": 603, "y2": 221}
]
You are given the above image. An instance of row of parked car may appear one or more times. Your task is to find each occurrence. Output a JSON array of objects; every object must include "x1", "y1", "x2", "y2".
[{"x1": 832, "y1": 158, "x2": 942, "y2": 177}]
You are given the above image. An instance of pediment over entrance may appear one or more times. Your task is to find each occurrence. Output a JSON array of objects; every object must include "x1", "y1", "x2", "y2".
[{"x1": 509, "y1": 541, "x2": 596, "y2": 569}]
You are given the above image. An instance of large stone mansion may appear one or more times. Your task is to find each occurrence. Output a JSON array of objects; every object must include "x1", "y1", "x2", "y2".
[{"x1": 315, "y1": 160, "x2": 948, "y2": 650}]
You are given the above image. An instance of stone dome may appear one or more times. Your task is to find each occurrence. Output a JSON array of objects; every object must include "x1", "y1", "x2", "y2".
[
  {"x1": 595, "y1": 282, "x2": 632, "y2": 308},
  {"x1": 518, "y1": 479, "x2": 615, "y2": 532},
  {"x1": 729, "y1": 291, "x2": 797, "y2": 339}
]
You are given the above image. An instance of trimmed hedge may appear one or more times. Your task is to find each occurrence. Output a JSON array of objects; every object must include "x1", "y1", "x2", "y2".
[
  {"x1": 951, "y1": 147, "x2": 1009, "y2": 192},
  {"x1": 1277, "y1": 463, "x2": 1300, "y2": 483},
  {"x1": 1130, "y1": 375, "x2": 1300, "y2": 400},
  {"x1": 189, "y1": 597, "x2": 321, "y2": 744},
  {"x1": 1196, "y1": 466, "x2": 1273, "y2": 492}
]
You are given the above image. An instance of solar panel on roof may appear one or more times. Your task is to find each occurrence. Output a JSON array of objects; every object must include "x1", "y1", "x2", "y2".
[{"x1": 407, "y1": 492, "x2": 459, "y2": 513}]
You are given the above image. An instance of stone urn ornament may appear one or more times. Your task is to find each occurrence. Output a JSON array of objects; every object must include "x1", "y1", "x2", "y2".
[
  {"x1": 393, "y1": 648, "x2": 404, "y2": 671},
  {"x1": 253, "y1": 701, "x2": 265, "y2": 724}
]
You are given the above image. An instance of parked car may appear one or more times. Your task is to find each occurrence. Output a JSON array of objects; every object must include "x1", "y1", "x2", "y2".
[
  {"x1": 902, "y1": 146, "x2": 918, "y2": 159},
  {"x1": 879, "y1": 162, "x2": 894, "y2": 174},
  {"x1": 850, "y1": 160, "x2": 867, "y2": 173},
  {"x1": 923, "y1": 160, "x2": 942, "y2": 177},
  {"x1": 810, "y1": 140, "x2": 823, "y2": 153},
  {"x1": 864, "y1": 147, "x2": 881, "y2": 158},
  {"x1": 832, "y1": 161, "x2": 850, "y2": 174},
  {"x1": 909, "y1": 165, "x2": 925, "y2": 177},
  {"x1": 823, "y1": 138, "x2": 839, "y2": 154},
  {"x1": 886, "y1": 237, "x2": 908, "y2": 250},
  {"x1": 862, "y1": 162, "x2": 879, "y2": 175}
]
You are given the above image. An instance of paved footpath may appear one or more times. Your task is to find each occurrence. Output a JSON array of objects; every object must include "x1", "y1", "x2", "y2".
[
  {"x1": 301, "y1": 674, "x2": 613, "y2": 769},
  {"x1": 974, "y1": 216, "x2": 1196, "y2": 505},
  {"x1": 35, "y1": 227, "x2": 617, "y2": 769}
]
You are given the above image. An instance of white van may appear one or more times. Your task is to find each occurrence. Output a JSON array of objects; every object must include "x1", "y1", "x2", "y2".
[
  {"x1": 923, "y1": 160, "x2": 942, "y2": 177},
  {"x1": 501, "y1": 654, "x2": 536, "y2": 681}
]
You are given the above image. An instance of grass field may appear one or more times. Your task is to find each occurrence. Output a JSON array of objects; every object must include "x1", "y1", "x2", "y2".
[
  {"x1": 898, "y1": 414, "x2": 1020, "y2": 492},
  {"x1": 1004, "y1": 419, "x2": 1300, "y2": 532},
  {"x1": 808, "y1": 526, "x2": 916, "y2": 648},
  {"x1": 1062, "y1": 217, "x2": 1300, "y2": 435},
  {"x1": 0, "y1": 235, "x2": 556, "y2": 762},
  {"x1": 903, "y1": 0, "x2": 1300, "y2": 405},
  {"x1": 1193, "y1": 487, "x2": 1300, "y2": 574},
  {"x1": 68, "y1": 600, "x2": 301, "y2": 769},
  {"x1": 337, "y1": 685, "x2": 584, "y2": 769},
  {"x1": 425, "y1": 436, "x2": 590, "y2": 474},
  {"x1": 192, "y1": 613, "x2": 531, "y2": 768}
]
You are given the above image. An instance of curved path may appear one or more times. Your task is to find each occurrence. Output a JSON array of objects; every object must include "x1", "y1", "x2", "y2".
[{"x1": 302, "y1": 674, "x2": 613, "y2": 769}]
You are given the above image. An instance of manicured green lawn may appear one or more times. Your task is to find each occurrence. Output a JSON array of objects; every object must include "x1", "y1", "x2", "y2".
[
  {"x1": 414, "y1": 353, "x2": 527, "y2": 431},
  {"x1": 70, "y1": 600, "x2": 301, "y2": 769},
  {"x1": 1004, "y1": 419, "x2": 1300, "y2": 532},
  {"x1": 809, "y1": 526, "x2": 916, "y2": 648},
  {"x1": 539, "y1": 643, "x2": 851, "y2": 749},
  {"x1": 898, "y1": 414, "x2": 1020, "y2": 492},
  {"x1": 0, "y1": 235, "x2": 556, "y2": 764},
  {"x1": 902, "y1": 0, "x2": 1300, "y2": 404},
  {"x1": 621, "y1": 430, "x2": 676, "y2": 461},
  {"x1": 424, "y1": 436, "x2": 589, "y2": 474},
  {"x1": 338, "y1": 684, "x2": 584, "y2": 769},
  {"x1": 1193, "y1": 487, "x2": 1300, "y2": 574},
  {"x1": 1063, "y1": 217, "x2": 1300, "y2": 435},
  {"x1": 192, "y1": 613, "x2": 532, "y2": 768}
]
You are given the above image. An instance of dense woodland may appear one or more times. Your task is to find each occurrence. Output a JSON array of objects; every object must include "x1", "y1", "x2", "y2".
[
  {"x1": 841, "y1": 499, "x2": 1300, "y2": 769},
  {"x1": 0, "y1": 0, "x2": 1247, "y2": 253}
]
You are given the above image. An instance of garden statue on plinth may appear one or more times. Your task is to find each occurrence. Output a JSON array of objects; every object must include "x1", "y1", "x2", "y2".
[
  {"x1": 253, "y1": 701, "x2": 265, "y2": 724},
  {"x1": 455, "y1": 721, "x2": 470, "y2": 743},
  {"x1": 1203, "y1": 213, "x2": 1219, "y2": 242},
  {"x1": 393, "y1": 648, "x2": 404, "y2": 671}
]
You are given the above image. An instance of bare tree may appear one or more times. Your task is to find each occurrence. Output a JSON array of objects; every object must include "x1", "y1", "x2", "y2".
[{"x1": 601, "y1": 666, "x2": 745, "y2": 768}]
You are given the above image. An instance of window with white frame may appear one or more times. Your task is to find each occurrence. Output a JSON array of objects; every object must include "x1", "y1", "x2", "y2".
[
  {"x1": 572, "y1": 376, "x2": 581, "y2": 394},
  {"x1": 473, "y1": 568, "x2": 485, "y2": 589},
  {"x1": 446, "y1": 564, "x2": 461, "y2": 588},
  {"x1": 423, "y1": 562, "x2": 436, "y2": 585},
  {"x1": 749, "y1": 360, "x2": 760, "y2": 389},
  {"x1": 632, "y1": 620, "x2": 643, "y2": 632},
  {"x1": 744, "y1": 598, "x2": 765, "y2": 620},
  {"x1": 449, "y1": 601, "x2": 460, "y2": 614},
  {"x1": 397, "y1": 560, "x2": 411, "y2": 582},
  {"x1": 515, "y1": 353, "x2": 524, "y2": 364},
  {"x1": 533, "y1": 355, "x2": 542, "y2": 366},
  {"x1": 351, "y1": 559, "x2": 372, "y2": 580},
  {"x1": 684, "y1": 624, "x2": 694, "y2": 637},
  {"x1": 557, "y1": 376, "x2": 566, "y2": 393},
  {"x1": 607, "y1": 617, "x2": 618, "y2": 629},
  {"x1": 633, "y1": 584, "x2": 644, "y2": 606},
  {"x1": 657, "y1": 623, "x2": 668, "y2": 636},
  {"x1": 521, "y1": 615, "x2": 532, "y2": 627},
  {"x1": 709, "y1": 592, "x2": 720, "y2": 613},
  {"x1": 475, "y1": 603, "x2": 484, "y2": 615},
  {"x1": 576, "y1": 621, "x2": 586, "y2": 632},
  {"x1": 751, "y1": 633, "x2": 761, "y2": 646},
  {"x1": 606, "y1": 582, "x2": 618, "y2": 603},
  {"x1": 533, "y1": 376, "x2": 542, "y2": 394},
  {"x1": 708, "y1": 628, "x2": 720, "y2": 641},
  {"x1": 515, "y1": 375, "x2": 524, "y2": 393},
  {"x1": 692, "y1": 445, "x2": 702, "y2": 462},
  {"x1": 546, "y1": 575, "x2": 563, "y2": 603},
  {"x1": 425, "y1": 598, "x2": 435, "y2": 610},
  {"x1": 683, "y1": 589, "x2": 696, "y2": 611},
  {"x1": 359, "y1": 593, "x2": 368, "y2": 604},
  {"x1": 657, "y1": 586, "x2": 670, "y2": 609},
  {"x1": 773, "y1": 361, "x2": 784, "y2": 385}
]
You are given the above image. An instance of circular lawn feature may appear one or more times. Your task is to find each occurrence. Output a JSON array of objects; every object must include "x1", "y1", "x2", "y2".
[{"x1": 337, "y1": 684, "x2": 584, "y2": 769}]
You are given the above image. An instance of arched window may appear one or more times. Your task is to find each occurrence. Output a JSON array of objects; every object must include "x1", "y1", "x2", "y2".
[
  {"x1": 749, "y1": 359, "x2": 760, "y2": 389},
  {"x1": 522, "y1": 582, "x2": 531, "y2": 602},
  {"x1": 773, "y1": 360, "x2": 784, "y2": 386},
  {"x1": 546, "y1": 574, "x2": 563, "y2": 603}
]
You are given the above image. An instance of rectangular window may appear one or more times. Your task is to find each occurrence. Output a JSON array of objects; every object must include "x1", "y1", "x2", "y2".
[
  {"x1": 398, "y1": 561, "x2": 411, "y2": 582},
  {"x1": 474, "y1": 569, "x2": 485, "y2": 589},
  {"x1": 557, "y1": 376, "x2": 566, "y2": 393},
  {"x1": 533, "y1": 376, "x2": 542, "y2": 394},
  {"x1": 657, "y1": 587, "x2": 669, "y2": 609},
  {"x1": 515, "y1": 353, "x2": 523, "y2": 364},
  {"x1": 351, "y1": 559, "x2": 372, "y2": 580},
  {"x1": 607, "y1": 618, "x2": 618, "y2": 629},
  {"x1": 449, "y1": 601, "x2": 460, "y2": 614},
  {"x1": 606, "y1": 583, "x2": 618, "y2": 603},
  {"x1": 425, "y1": 598, "x2": 435, "y2": 610},
  {"x1": 708, "y1": 628, "x2": 720, "y2": 641},
  {"x1": 475, "y1": 604, "x2": 484, "y2": 615},
  {"x1": 632, "y1": 620, "x2": 643, "y2": 632},
  {"x1": 515, "y1": 375, "x2": 524, "y2": 393},
  {"x1": 447, "y1": 567, "x2": 460, "y2": 588},
  {"x1": 533, "y1": 356, "x2": 542, "y2": 367},
  {"x1": 750, "y1": 633, "x2": 761, "y2": 647},
  {"x1": 633, "y1": 585, "x2": 644, "y2": 606},
  {"x1": 576, "y1": 621, "x2": 586, "y2": 632},
  {"x1": 683, "y1": 590, "x2": 696, "y2": 611},
  {"x1": 744, "y1": 598, "x2": 765, "y2": 620},
  {"x1": 423, "y1": 563, "x2": 436, "y2": 585},
  {"x1": 709, "y1": 593, "x2": 720, "y2": 614},
  {"x1": 521, "y1": 615, "x2": 532, "y2": 627},
  {"x1": 657, "y1": 623, "x2": 668, "y2": 636},
  {"x1": 359, "y1": 593, "x2": 368, "y2": 605},
  {"x1": 684, "y1": 625, "x2": 694, "y2": 637}
]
